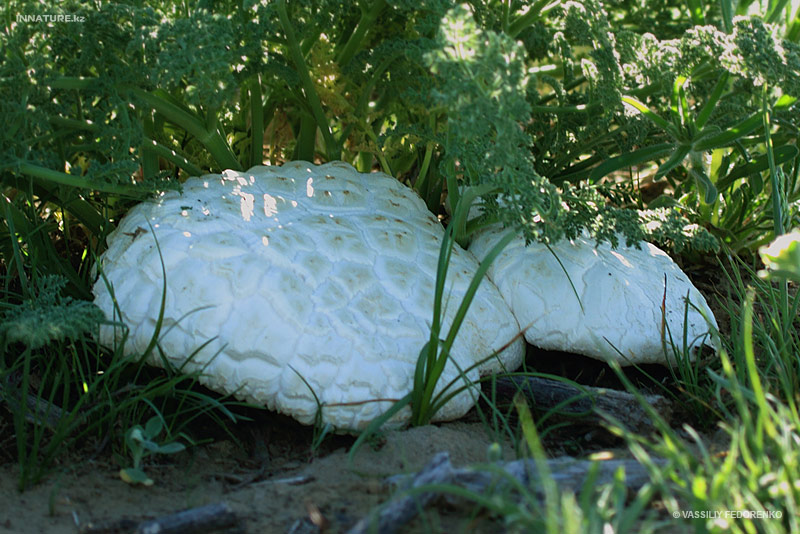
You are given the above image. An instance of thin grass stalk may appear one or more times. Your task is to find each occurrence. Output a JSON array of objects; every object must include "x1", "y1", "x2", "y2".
[
  {"x1": 3, "y1": 200, "x2": 29, "y2": 296},
  {"x1": 413, "y1": 205, "x2": 512, "y2": 425},
  {"x1": 248, "y1": 75, "x2": 264, "y2": 168},
  {"x1": 762, "y1": 85, "x2": 791, "y2": 325},
  {"x1": 514, "y1": 394, "x2": 562, "y2": 532}
]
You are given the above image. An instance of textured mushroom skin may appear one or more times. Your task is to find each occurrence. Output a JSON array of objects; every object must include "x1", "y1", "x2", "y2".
[
  {"x1": 469, "y1": 226, "x2": 718, "y2": 365},
  {"x1": 93, "y1": 161, "x2": 524, "y2": 430}
]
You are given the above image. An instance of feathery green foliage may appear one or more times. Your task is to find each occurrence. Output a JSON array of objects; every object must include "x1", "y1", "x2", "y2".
[
  {"x1": 2, "y1": 5, "x2": 800, "y2": 531},
  {"x1": 0, "y1": 275, "x2": 103, "y2": 350},
  {"x1": 7, "y1": 0, "x2": 799, "y2": 259}
]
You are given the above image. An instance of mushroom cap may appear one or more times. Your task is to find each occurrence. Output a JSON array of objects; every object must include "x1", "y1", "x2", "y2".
[
  {"x1": 93, "y1": 161, "x2": 524, "y2": 430},
  {"x1": 469, "y1": 226, "x2": 718, "y2": 365}
]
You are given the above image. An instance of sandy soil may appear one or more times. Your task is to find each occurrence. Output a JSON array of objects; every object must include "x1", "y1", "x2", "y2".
[
  {"x1": 0, "y1": 421, "x2": 523, "y2": 534},
  {"x1": 0, "y1": 346, "x2": 694, "y2": 534}
]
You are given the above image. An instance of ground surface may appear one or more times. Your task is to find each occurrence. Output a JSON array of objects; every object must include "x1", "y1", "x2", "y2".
[
  {"x1": 0, "y1": 420, "x2": 532, "y2": 534},
  {"x1": 1, "y1": 354, "x2": 693, "y2": 534}
]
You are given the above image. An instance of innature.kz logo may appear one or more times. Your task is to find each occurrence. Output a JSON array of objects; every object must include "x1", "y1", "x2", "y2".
[{"x1": 16, "y1": 14, "x2": 86, "y2": 23}]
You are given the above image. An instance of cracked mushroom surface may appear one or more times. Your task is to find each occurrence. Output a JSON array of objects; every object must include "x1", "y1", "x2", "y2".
[
  {"x1": 93, "y1": 161, "x2": 524, "y2": 431},
  {"x1": 469, "y1": 226, "x2": 718, "y2": 365}
]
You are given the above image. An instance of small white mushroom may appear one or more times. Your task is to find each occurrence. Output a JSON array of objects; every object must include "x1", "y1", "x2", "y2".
[
  {"x1": 93, "y1": 161, "x2": 524, "y2": 431},
  {"x1": 469, "y1": 225, "x2": 718, "y2": 365}
]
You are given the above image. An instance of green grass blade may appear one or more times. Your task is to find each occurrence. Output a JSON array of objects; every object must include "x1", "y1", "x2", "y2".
[
  {"x1": 12, "y1": 162, "x2": 145, "y2": 196},
  {"x1": 2, "y1": 201, "x2": 29, "y2": 296},
  {"x1": 276, "y1": 0, "x2": 337, "y2": 161},
  {"x1": 416, "y1": 230, "x2": 516, "y2": 425},
  {"x1": 742, "y1": 289, "x2": 777, "y2": 442},
  {"x1": 720, "y1": 0, "x2": 734, "y2": 32},
  {"x1": 688, "y1": 165, "x2": 719, "y2": 204},
  {"x1": 589, "y1": 143, "x2": 674, "y2": 182},
  {"x1": 622, "y1": 96, "x2": 680, "y2": 138},
  {"x1": 762, "y1": 86, "x2": 786, "y2": 237},
  {"x1": 451, "y1": 184, "x2": 498, "y2": 249},
  {"x1": 717, "y1": 145, "x2": 798, "y2": 189},
  {"x1": 655, "y1": 144, "x2": 692, "y2": 179},
  {"x1": 787, "y1": 5, "x2": 800, "y2": 41},
  {"x1": 130, "y1": 88, "x2": 241, "y2": 171},
  {"x1": 765, "y1": 0, "x2": 792, "y2": 23},
  {"x1": 685, "y1": 0, "x2": 706, "y2": 24},
  {"x1": 670, "y1": 76, "x2": 693, "y2": 134},
  {"x1": 692, "y1": 113, "x2": 762, "y2": 151},
  {"x1": 696, "y1": 72, "x2": 730, "y2": 129},
  {"x1": 142, "y1": 137, "x2": 204, "y2": 177},
  {"x1": 348, "y1": 392, "x2": 412, "y2": 464},
  {"x1": 514, "y1": 394, "x2": 560, "y2": 528}
]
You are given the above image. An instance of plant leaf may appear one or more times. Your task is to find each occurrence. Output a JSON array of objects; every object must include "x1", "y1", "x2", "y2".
[
  {"x1": 119, "y1": 467, "x2": 154, "y2": 486},
  {"x1": 717, "y1": 145, "x2": 799, "y2": 189},
  {"x1": 589, "y1": 143, "x2": 674, "y2": 182},
  {"x1": 696, "y1": 72, "x2": 730, "y2": 129},
  {"x1": 692, "y1": 113, "x2": 762, "y2": 151},
  {"x1": 144, "y1": 416, "x2": 163, "y2": 438},
  {"x1": 655, "y1": 145, "x2": 692, "y2": 178},
  {"x1": 622, "y1": 96, "x2": 680, "y2": 139}
]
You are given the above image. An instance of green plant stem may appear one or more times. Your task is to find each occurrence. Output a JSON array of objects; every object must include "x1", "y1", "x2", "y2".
[
  {"x1": 335, "y1": 50, "x2": 401, "y2": 169},
  {"x1": 743, "y1": 289, "x2": 777, "y2": 443},
  {"x1": 12, "y1": 162, "x2": 143, "y2": 196},
  {"x1": 336, "y1": 0, "x2": 386, "y2": 66},
  {"x1": 762, "y1": 85, "x2": 790, "y2": 323},
  {"x1": 49, "y1": 80, "x2": 235, "y2": 172},
  {"x1": 140, "y1": 112, "x2": 159, "y2": 181},
  {"x1": 685, "y1": 0, "x2": 706, "y2": 24},
  {"x1": 140, "y1": 138, "x2": 204, "y2": 177},
  {"x1": 16, "y1": 347, "x2": 32, "y2": 490},
  {"x1": 129, "y1": 88, "x2": 241, "y2": 171},
  {"x1": 414, "y1": 137, "x2": 436, "y2": 195},
  {"x1": 276, "y1": 0, "x2": 337, "y2": 161},
  {"x1": 248, "y1": 75, "x2": 264, "y2": 168},
  {"x1": 354, "y1": 53, "x2": 400, "y2": 117},
  {"x1": 1, "y1": 174, "x2": 105, "y2": 235},
  {"x1": 720, "y1": 0, "x2": 734, "y2": 32},
  {"x1": 788, "y1": 6, "x2": 800, "y2": 41},
  {"x1": 762, "y1": 89, "x2": 785, "y2": 238},
  {"x1": 294, "y1": 114, "x2": 317, "y2": 161},
  {"x1": 361, "y1": 119, "x2": 393, "y2": 175},
  {"x1": 506, "y1": 0, "x2": 558, "y2": 38}
]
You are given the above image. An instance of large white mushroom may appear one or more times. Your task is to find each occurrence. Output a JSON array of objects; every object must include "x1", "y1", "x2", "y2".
[
  {"x1": 93, "y1": 161, "x2": 525, "y2": 431},
  {"x1": 468, "y1": 224, "x2": 718, "y2": 365}
]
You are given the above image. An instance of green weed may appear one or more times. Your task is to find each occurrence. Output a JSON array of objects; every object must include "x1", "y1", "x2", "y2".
[{"x1": 119, "y1": 415, "x2": 186, "y2": 487}]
